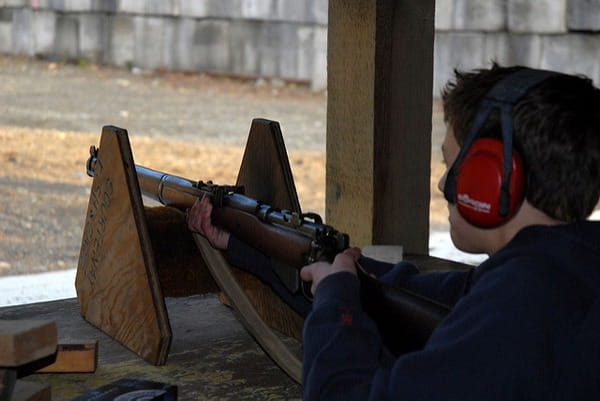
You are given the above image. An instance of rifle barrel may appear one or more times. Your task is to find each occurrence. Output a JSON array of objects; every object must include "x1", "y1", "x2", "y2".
[
  {"x1": 135, "y1": 165, "x2": 202, "y2": 210},
  {"x1": 134, "y1": 165, "x2": 315, "y2": 268}
]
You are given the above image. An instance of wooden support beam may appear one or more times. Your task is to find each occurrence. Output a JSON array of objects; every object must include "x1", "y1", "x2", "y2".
[{"x1": 327, "y1": 0, "x2": 435, "y2": 254}]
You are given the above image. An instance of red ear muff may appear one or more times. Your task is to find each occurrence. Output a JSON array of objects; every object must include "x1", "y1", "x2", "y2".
[
  {"x1": 455, "y1": 138, "x2": 525, "y2": 228},
  {"x1": 444, "y1": 68, "x2": 556, "y2": 228}
]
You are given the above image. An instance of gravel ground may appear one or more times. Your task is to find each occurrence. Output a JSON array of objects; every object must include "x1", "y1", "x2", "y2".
[
  {"x1": 0, "y1": 55, "x2": 328, "y2": 150},
  {"x1": 0, "y1": 55, "x2": 449, "y2": 278}
]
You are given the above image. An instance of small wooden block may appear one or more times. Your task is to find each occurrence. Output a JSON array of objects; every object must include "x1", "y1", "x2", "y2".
[
  {"x1": 36, "y1": 341, "x2": 98, "y2": 373},
  {"x1": 0, "y1": 321, "x2": 57, "y2": 368},
  {"x1": 9, "y1": 380, "x2": 50, "y2": 401}
]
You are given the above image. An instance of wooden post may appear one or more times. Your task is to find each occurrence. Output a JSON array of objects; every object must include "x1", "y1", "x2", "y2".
[{"x1": 326, "y1": 0, "x2": 435, "y2": 254}]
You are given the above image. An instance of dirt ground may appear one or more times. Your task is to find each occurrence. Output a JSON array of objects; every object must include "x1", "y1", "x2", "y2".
[{"x1": 0, "y1": 55, "x2": 448, "y2": 277}]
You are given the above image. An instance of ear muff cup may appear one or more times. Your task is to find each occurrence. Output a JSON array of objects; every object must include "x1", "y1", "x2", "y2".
[{"x1": 454, "y1": 138, "x2": 526, "y2": 228}]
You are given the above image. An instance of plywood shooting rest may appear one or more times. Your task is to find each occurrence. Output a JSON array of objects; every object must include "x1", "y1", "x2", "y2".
[{"x1": 76, "y1": 121, "x2": 304, "y2": 382}]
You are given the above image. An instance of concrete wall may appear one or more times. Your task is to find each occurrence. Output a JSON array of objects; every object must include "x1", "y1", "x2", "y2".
[
  {"x1": 433, "y1": 0, "x2": 600, "y2": 95},
  {"x1": 0, "y1": 0, "x2": 599, "y2": 92},
  {"x1": 0, "y1": 0, "x2": 328, "y2": 88}
]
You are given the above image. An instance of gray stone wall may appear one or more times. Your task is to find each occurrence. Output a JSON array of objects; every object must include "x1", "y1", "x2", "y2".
[
  {"x1": 434, "y1": 0, "x2": 600, "y2": 95},
  {"x1": 0, "y1": 0, "x2": 328, "y2": 88},
  {"x1": 0, "y1": 0, "x2": 599, "y2": 93}
]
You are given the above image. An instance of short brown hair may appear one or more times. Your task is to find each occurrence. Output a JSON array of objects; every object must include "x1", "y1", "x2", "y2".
[{"x1": 441, "y1": 63, "x2": 600, "y2": 222}]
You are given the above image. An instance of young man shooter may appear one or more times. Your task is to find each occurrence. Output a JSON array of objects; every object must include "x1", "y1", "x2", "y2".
[{"x1": 189, "y1": 64, "x2": 600, "y2": 400}]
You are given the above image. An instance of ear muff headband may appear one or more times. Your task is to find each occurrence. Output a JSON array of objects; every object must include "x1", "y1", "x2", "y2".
[{"x1": 444, "y1": 68, "x2": 558, "y2": 226}]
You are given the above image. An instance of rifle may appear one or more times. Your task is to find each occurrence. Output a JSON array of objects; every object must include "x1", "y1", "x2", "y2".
[{"x1": 86, "y1": 147, "x2": 451, "y2": 355}]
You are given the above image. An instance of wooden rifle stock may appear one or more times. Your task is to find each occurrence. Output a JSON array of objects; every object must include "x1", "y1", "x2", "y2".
[
  {"x1": 212, "y1": 206, "x2": 449, "y2": 355},
  {"x1": 215, "y1": 203, "x2": 451, "y2": 355},
  {"x1": 86, "y1": 157, "x2": 451, "y2": 355},
  {"x1": 211, "y1": 206, "x2": 313, "y2": 270}
]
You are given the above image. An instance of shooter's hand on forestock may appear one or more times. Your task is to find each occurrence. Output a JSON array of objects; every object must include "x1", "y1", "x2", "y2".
[
  {"x1": 187, "y1": 196, "x2": 231, "y2": 250},
  {"x1": 300, "y1": 247, "x2": 361, "y2": 295}
]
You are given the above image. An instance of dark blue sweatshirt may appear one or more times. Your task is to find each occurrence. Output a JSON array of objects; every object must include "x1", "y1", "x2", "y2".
[{"x1": 302, "y1": 222, "x2": 600, "y2": 400}]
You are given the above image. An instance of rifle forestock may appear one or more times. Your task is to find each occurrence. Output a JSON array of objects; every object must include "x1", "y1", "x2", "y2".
[{"x1": 211, "y1": 206, "x2": 313, "y2": 269}]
